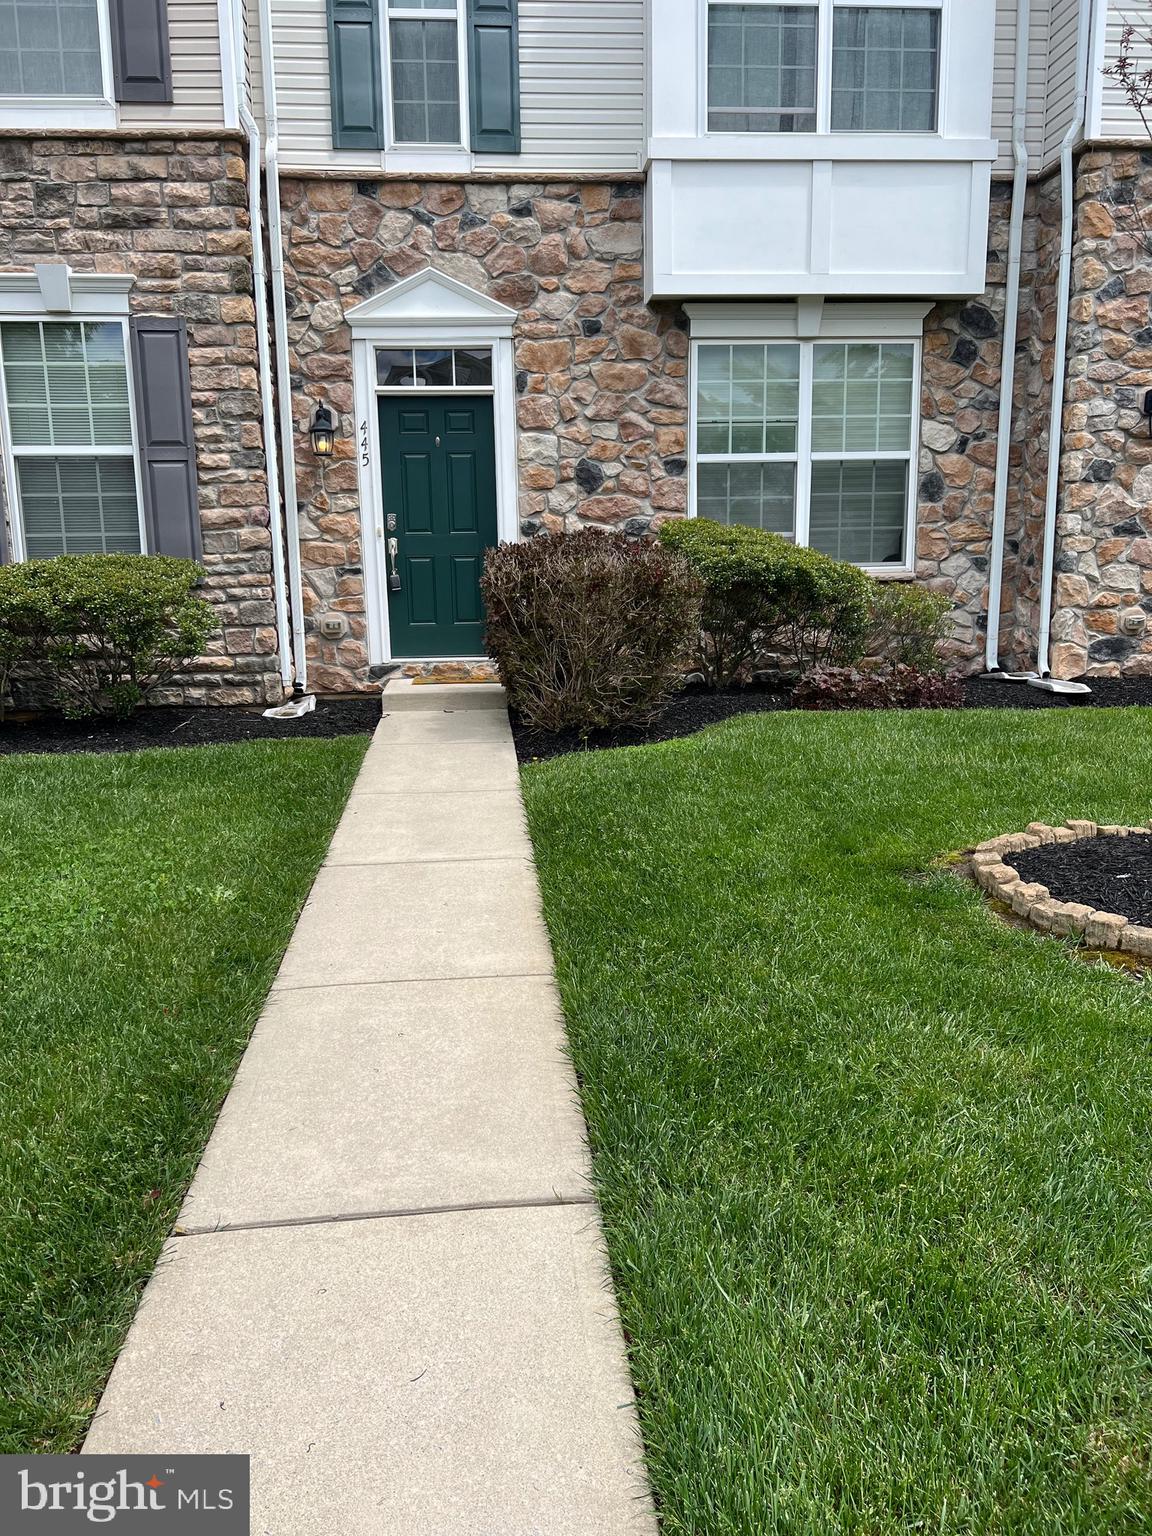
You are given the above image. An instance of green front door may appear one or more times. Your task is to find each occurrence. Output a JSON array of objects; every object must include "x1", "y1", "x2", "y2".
[{"x1": 378, "y1": 394, "x2": 498, "y2": 658}]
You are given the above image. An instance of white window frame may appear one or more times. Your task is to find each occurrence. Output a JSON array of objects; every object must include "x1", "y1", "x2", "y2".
[
  {"x1": 382, "y1": 0, "x2": 470, "y2": 153},
  {"x1": 0, "y1": 268, "x2": 144, "y2": 563},
  {"x1": 0, "y1": 0, "x2": 118, "y2": 130},
  {"x1": 686, "y1": 300, "x2": 931, "y2": 575},
  {"x1": 701, "y1": 0, "x2": 947, "y2": 138}
]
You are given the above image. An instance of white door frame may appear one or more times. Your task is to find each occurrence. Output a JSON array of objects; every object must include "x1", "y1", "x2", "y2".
[{"x1": 346, "y1": 270, "x2": 519, "y2": 666}]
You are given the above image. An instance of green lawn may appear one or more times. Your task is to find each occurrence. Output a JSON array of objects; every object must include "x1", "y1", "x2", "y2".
[
  {"x1": 522, "y1": 708, "x2": 1152, "y2": 1535},
  {"x1": 0, "y1": 736, "x2": 368, "y2": 1453}
]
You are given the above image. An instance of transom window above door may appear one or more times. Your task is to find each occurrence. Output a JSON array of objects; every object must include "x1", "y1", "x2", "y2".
[
  {"x1": 706, "y1": 0, "x2": 942, "y2": 134},
  {"x1": 374, "y1": 346, "x2": 493, "y2": 387},
  {"x1": 693, "y1": 337, "x2": 918, "y2": 569}
]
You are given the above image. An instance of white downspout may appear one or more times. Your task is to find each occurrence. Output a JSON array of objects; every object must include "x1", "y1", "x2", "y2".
[
  {"x1": 1033, "y1": 0, "x2": 1095, "y2": 687},
  {"x1": 983, "y1": 0, "x2": 1031, "y2": 675},
  {"x1": 256, "y1": 0, "x2": 309, "y2": 691},
  {"x1": 233, "y1": 15, "x2": 292, "y2": 691}
]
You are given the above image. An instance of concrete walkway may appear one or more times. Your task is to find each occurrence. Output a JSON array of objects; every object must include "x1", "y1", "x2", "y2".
[{"x1": 86, "y1": 683, "x2": 656, "y2": 1536}]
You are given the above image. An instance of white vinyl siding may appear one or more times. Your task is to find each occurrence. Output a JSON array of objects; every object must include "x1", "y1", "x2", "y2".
[
  {"x1": 257, "y1": 0, "x2": 643, "y2": 171},
  {"x1": 1097, "y1": 0, "x2": 1152, "y2": 140},
  {"x1": 991, "y1": 0, "x2": 1049, "y2": 170},
  {"x1": 1043, "y1": 0, "x2": 1081, "y2": 161},
  {"x1": 119, "y1": 0, "x2": 226, "y2": 125}
]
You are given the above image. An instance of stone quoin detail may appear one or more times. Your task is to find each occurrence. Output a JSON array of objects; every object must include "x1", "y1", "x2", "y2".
[{"x1": 972, "y1": 821, "x2": 1152, "y2": 957}]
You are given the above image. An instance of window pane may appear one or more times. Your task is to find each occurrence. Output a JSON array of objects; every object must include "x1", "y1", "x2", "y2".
[
  {"x1": 390, "y1": 19, "x2": 460, "y2": 144},
  {"x1": 17, "y1": 455, "x2": 140, "y2": 557},
  {"x1": 831, "y1": 7, "x2": 940, "y2": 131},
  {"x1": 697, "y1": 461, "x2": 796, "y2": 535},
  {"x1": 810, "y1": 459, "x2": 907, "y2": 564},
  {"x1": 413, "y1": 349, "x2": 454, "y2": 387},
  {"x1": 376, "y1": 348, "x2": 416, "y2": 386},
  {"x1": 453, "y1": 348, "x2": 492, "y2": 387},
  {"x1": 696, "y1": 343, "x2": 800, "y2": 457},
  {"x1": 1, "y1": 321, "x2": 132, "y2": 450},
  {"x1": 707, "y1": 5, "x2": 818, "y2": 133},
  {"x1": 811, "y1": 342, "x2": 913, "y2": 454},
  {"x1": 8, "y1": 0, "x2": 101, "y2": 96}
]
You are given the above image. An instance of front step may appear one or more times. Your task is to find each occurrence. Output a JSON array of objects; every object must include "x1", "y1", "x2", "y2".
[
  {"x1": 381, "y1": 678, "x2": 507, "y2": 712},
  {"x1": 398, "y1": 660, "x2": 498, "y2": 683}
]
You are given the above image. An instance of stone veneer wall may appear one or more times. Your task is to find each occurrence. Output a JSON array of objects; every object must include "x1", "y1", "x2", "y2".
[
  {"x1": 280, "y1": 175, "x2": 688, "y2": 693},
  {"x1": 0, "y1": 135, "x2": 282, "y2": 704},
  {"x1": 1048, "y1": 148, "x2": 1152, "y2": 678}
]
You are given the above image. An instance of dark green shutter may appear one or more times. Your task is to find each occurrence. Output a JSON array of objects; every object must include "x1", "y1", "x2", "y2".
[
  {"x1": 327, "y1": 0, "x2": 385, "y2": 150},
  {"x1": 468, "y1": 0, "x2": 520, "y2": 154}
]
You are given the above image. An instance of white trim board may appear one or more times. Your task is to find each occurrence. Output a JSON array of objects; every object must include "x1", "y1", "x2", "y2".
[{"x1": 684, "y1": 301, "x2": 935, "y2": 340}]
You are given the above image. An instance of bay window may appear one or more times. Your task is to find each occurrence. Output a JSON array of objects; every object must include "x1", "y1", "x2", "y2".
[
  {"x1": 692, "y1": 333, "x2": 918, "y2": 570},
  {"x1": 0, "y1": 320, "x2": 142, "y2": 557},
  {"x1": 705, "y1": 0, "x2": 942, "y2": 134}
]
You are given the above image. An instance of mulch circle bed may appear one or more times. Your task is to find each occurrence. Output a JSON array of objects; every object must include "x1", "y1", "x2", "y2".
[
  {"x1": 0, "y1": 697, "x2": 382, "y2": 756},
  {"x1": 1010, "y1": 834, "x2": 1152, "y2": 928}
]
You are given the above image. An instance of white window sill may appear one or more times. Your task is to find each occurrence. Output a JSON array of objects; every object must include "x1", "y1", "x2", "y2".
[{"x1": 0, "y1": 100, "x2": 117, "y2": 130}]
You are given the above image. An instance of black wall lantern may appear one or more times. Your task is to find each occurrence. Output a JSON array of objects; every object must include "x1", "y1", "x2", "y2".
[
  {"x1": 1144, "y1": 391, "x2": 1152, "y2": 434},
  {"x1": 309, "y1": 402, "x2": 336, "y2": 459}
]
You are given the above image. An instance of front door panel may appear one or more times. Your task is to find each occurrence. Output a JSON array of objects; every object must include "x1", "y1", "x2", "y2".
[{"x1": 379, "y1": 394, "x2": 498, "y2": 658}]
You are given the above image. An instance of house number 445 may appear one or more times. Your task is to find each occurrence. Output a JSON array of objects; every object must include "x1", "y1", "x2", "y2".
[{"x1": 359, "y1": 420, "x2": 370, "y2": 468}]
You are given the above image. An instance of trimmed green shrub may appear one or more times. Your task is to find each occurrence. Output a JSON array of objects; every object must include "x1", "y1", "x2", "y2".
[
  {"x1": 0, "y1": 555, "x2": 217, "y2": 718},
  {"x1": 659, "y1": 519, "x2": 875, "y2": 688},
  {"x1": 482, "y1": 530, "x2": 702, "y2": 732},
  {"x1": 868, "y1": 582, "x2": 954, "y2": 672}
]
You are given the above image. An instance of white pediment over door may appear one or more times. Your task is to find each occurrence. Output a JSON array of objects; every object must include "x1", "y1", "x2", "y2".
[{"x1": 343, "y1": 268, "x2": 517, "y2": 336}]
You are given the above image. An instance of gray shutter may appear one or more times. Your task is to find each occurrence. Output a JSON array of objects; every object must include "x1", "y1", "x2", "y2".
[
  {"x1": 130, "y1": 316, "x2": 202, "y2": 561},
  {"x1": 327, "y1": 0, "x2": 385, "y2": 150},
  {"x1": 468, "y1": 0, "x2": 520, "y2": 154},
  {"x1": 109, "y1": 0, "x2": 173, "y2": 104}
]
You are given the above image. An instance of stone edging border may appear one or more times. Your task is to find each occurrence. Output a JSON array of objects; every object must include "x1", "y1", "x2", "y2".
[{"x1": 972, "y1": 822, "x2": 1152, "y2": 958}]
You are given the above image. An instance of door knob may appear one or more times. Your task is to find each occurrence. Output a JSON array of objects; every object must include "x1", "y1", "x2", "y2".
[{"x1": 387, "y1": 537, "x2": 401, "y2": 592}]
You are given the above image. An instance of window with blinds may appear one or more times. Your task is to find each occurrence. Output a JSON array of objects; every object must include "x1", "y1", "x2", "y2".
[
  {"x1": 0, "y1": 321, "x2": 142, "y2": 557},
  {"x1": 693, "y1": 337, "x2": 917, "y2": 568},
  {"x1": 0, "y1": 0, "x2": 105, "y2": 97}
]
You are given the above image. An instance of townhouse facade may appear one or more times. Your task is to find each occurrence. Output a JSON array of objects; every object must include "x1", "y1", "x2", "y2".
[{"x1": 0, "y1": 0, "x2": 1150, "y2": 698}]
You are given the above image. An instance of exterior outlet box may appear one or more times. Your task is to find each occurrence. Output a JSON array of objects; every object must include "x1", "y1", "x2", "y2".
[
  {"x1": 319, "y1": 615, "x2": 348, "y2": 640},
  {"x1": 1120, "y1": 611, "x2": 1146, "y2": 637}
]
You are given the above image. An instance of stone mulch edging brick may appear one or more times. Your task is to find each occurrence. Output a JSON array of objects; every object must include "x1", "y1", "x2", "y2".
[{"x1": 972, "y1": 822, "x2": 1152, "y2": 958}]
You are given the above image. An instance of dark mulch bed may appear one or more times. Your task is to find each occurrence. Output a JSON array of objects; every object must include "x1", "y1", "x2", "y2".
[
  {"x1": 1010, "y1": 834, "x2": 1152, "y2": 927},
  {"x1": 512, "y1": 688, "x2": 793, "y2": 763},
  {"x1": 513, "y1": 675, "x2": 1152, "y2": 764},
  {"x1": 0, "y1": 697, "x2": 382, "y2": 756},
  {"x1": 961, "y1": 676, "x2": 1152, "y2": 709}
]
